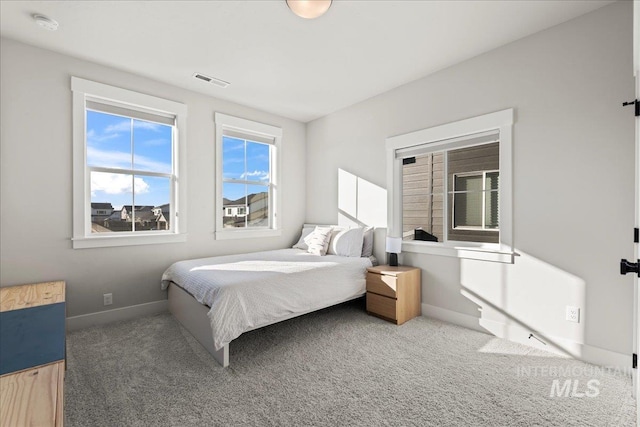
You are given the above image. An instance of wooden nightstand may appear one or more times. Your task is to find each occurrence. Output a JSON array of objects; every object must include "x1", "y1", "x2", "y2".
[{"x1": 366, "y1": 265, "x2": 421, "y2": 325}]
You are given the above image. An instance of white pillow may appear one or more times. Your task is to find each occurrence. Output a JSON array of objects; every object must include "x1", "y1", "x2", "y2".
[
  {"x1": 304, "y1": 226, "x2": 333, "y2": 256},
  {"x1": 292, "y1": 226, "x2": 315, "y2": 250},
  {"x1": 327, "y1": 227, "x2": 365, "y2": 257},
  {"x1": 361, "y1": 226, "x2": 374, "y2": 257},
  {"x1": 325, "y1": 226, "x2": 346, "y2": 255}
]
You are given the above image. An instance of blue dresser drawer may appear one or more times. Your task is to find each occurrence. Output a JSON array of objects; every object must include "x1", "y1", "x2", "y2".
[
  {"x1": 0, "y1": 302, "x2": 66, "y2": 375},
  {"x1": 0, "y1": 281, "x2": 66, "y2": 376}
]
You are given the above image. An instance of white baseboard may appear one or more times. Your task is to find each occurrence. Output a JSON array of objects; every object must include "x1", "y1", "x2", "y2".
[
  {"x1": 66, "y1": 300, "x2": 168, "y2": 331},
  {"x1": 422, "y1": 303, "x2": 487, "y2": 334},
  {"x1": 421, "y1": 303, "x2": 630, "y2": 370}
]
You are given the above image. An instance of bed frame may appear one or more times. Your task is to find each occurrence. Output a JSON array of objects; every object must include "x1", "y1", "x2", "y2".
[{"x1": 168, "y1": 226, "x2": 387, "y2": 367}]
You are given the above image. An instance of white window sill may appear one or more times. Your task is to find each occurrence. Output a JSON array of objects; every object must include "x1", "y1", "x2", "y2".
[
  {"x1": 215, "y1": 228, "x2": 282, "y2": 240},
  {"x1": 402, "y1": 240, "x2": 515, "y2": 263},
  {"x1": 72, "y1": 233, "x2": 187, "y2": 249}
]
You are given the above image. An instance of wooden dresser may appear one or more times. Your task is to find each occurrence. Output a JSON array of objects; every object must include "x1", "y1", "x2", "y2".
[
  {"x1": 366, "y1": 265, "x2": 421, "y2": 325},
  {"x1": 0, "y1": 281, "x2": 66, "y2": 427}
]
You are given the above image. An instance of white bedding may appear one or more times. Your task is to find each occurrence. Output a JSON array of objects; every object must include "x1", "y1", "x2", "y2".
[{"x1": 161, "y1": 248, "x2": 374, "y2": 350}]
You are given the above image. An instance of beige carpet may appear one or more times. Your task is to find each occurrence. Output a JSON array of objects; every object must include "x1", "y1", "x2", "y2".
[{"x1": 65, "y1": 299, "x2": 635, "y2": 426}]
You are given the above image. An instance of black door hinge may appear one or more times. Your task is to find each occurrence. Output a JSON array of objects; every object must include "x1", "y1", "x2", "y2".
[
  {"x1": 633, "y1": 353, "x2": 637, "y2": 369},
  {"x1": 635, "y1": 228, "x2": 639, "y2": 243},
  {"x1": 620, "y1": 259, "x2": 640, "y2": 276},
  {"x1": 622, "y1": 99, "x2": 639, "y2": 117}
]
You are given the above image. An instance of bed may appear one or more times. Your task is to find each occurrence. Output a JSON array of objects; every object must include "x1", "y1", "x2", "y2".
[{"x1": 161, "y1": 226, "x2": 386, "y2": 367}]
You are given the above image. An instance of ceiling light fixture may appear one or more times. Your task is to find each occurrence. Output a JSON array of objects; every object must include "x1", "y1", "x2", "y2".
[
  {"x1": 33, "y1": 14, "x2": 59, "y2": 31},
  {"x1": 286, "y1": 0, "x2": 332, "y2": 19}
]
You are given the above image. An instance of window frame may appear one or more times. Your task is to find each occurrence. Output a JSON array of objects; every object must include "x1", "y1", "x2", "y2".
[
  {"x1": 451, "y1": 169, "x2": 499, "y2": 231},
  {"x1": 214, "y1": 113, "x2": 282, "y2": 240},
  {"x1": 71, "y1": 77, "x2": 188, "y2": 249},
  {"x1": 220, "y1": 138, "x2": 272, "y2": 229},
  {"x1": 386, "y1": 109, "x2": 514, "y2": 263}
]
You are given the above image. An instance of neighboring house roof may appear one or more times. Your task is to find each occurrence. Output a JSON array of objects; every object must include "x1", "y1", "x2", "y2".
[
  {"x1": 122, "y1": 205, "x2": 155, "y2": 212},
  {"x1": 136, "y1": 210, "x2": 157, "y2": 222},
  {"x1": 106, "y1": 211, "x2": 121, "y2": 221},
  {"x1": 91, "y1": 214, "x2": 111, "y2": 220},
  {"x1": 157, "y1": 203, "x2": 170, "y2": 217},
  {"x1": 105, "y1": 208, "x2": 165, "y2": 224},
  {"x1": 248, "y1": 192, "x2": 267, "y2": 203},
  {"x1": 91, "y1": 202, "x2": 113, "y2": 210},
  {"x1": 223, "y1": 192, "x2": 267, "y2": 207}
]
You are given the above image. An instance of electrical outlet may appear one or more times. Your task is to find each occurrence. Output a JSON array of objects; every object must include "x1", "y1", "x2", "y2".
[
  {"x1": 566, "y1": 306, "x2": 580, "y2": 323},
  {"x1": 103, "y1": 293, "x2": 113, "y2": 306}
]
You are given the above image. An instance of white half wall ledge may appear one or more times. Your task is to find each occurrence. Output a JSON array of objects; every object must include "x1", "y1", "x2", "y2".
[
  {"x1": 66, "y1": 300, "x2": 168, "y2": 331},
  {"x1": 421, "y1": 303, "x2": 630, "y2": 371}
]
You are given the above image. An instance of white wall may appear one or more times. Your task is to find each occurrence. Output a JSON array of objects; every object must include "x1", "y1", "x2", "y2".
[
  {"x1": 306, "y1": 1, "x2": 635, "y2": 366},
  {"x1": 0, "y1": 38, "x2": 306, "y2": 318}
]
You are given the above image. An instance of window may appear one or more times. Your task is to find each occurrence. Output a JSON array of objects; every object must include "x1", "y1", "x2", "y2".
[
  {"x1": 452, "y1": 170, "x2": 499, "y2": 231},
  {"x1": 221, "y1": 135, "x2": 270, "y2": 228},
  {"x1": 387, "y1": 109, "x2": 513, "y2": 263},
  {"x1": 215, "y1": 113, "x2": 282, "y2": 239},
  {"x1": 72, "y1": 77, "x2": 187, "y2": 248}
]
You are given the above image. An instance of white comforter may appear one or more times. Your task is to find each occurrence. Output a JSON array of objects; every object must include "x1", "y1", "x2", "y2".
[{"x1": 161, "y1": 248, "x2": 373, "y2": 350}]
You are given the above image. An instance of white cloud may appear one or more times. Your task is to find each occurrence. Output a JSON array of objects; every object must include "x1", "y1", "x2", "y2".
[
  {"x1": 87, "y1": 147, "x2": 131, "y2": 169},
  {"x1": 87, "y1": 120, "x2": 164, "y2": 147},
  {"x1": 103, "y1": 119, "x2": 162, "y2": 134},
  {"x1": 87, "y1": 128, "x2": 120, "y2": 143},
  {"x1": 223, "y1": 143, "x2": 245, "y2": 153},
  {"x1": 91, "y1": 173, "x2": 149, "y2": 196},
  {"x1": 240, "y1": 170, "x2": 269, "y2": 181},
  {"x1": 87, "y1": 147, "x2": 171, "y2": 173},
  {"x1": 134, "y1": 121, "x2": 163, "y2": 131},
  {"x1": 103, "y1": 120, "x2": 131, "y2": 134},
  {"x1": 134, "y1": 154, "x2": 172, "y2": 173}
]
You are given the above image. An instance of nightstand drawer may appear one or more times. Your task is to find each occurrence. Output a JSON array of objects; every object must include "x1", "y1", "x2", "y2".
[
  {"x1": 366, "y1": 292, "x2": 396, "y2": 320},
  {"x1": 366, "y1": 272, "x2": 397, "y2": 298}
]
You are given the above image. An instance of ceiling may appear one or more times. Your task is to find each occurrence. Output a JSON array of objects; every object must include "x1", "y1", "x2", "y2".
[{"x1": 0, "y1": 1, "x2": 613, "y2": 123}]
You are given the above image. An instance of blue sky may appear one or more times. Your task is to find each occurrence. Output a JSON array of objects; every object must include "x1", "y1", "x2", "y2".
[
  {"x1": 87, "y1": 111, "x2": 270, "y2": 209},
  {"x1": 222, "y1": 136, "x2": 270, "y2": 201},
  {"x1": 87, "y1": 110, "x2": 172, "y2": 209}
]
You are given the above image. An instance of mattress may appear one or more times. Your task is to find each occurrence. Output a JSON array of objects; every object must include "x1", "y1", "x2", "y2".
[{"x1": 161, "y1": 248, "x2": 374, "y2": 350}]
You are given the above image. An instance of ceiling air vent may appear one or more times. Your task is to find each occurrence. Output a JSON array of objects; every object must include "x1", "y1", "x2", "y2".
[{"x1": 193, "y1": 73, "x2": 230, "y2": 88}]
